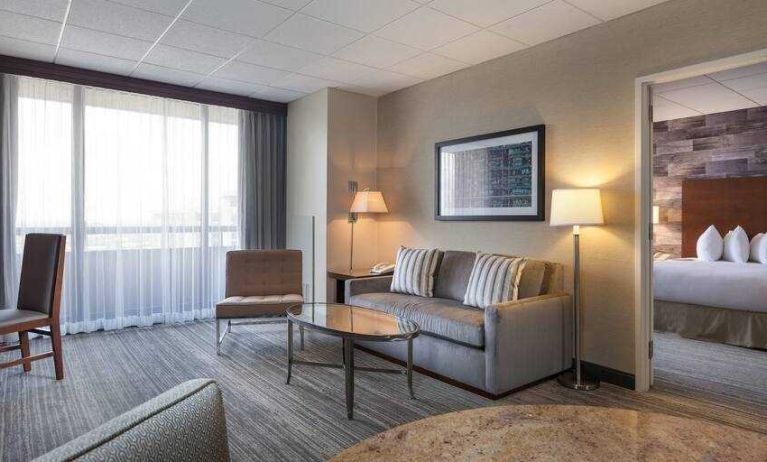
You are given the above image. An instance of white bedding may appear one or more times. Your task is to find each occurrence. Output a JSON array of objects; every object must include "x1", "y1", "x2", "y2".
[{"x1": 653, "y1": 259, "x2": 767, "y2": 313}]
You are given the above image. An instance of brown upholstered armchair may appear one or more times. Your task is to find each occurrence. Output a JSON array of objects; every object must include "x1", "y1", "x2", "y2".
[{"x1": 215, "y1": 249, "x2": 303, "y2": 354}]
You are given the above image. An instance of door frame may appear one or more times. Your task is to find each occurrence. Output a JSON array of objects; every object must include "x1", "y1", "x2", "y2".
[{"x1": 633, "y1": 48, "x2": 767, "y2": 391}]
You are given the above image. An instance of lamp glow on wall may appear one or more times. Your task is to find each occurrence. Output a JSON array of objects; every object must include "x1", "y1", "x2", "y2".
[
  {"x1": 550, "y1": 188, "x2": 604, "y2": 391},
  {"x1": 349, "y1": 188, "x2": 388, "y2": 270}
]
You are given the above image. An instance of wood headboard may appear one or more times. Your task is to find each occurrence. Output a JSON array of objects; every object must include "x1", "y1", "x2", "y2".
[{"x1": 681, "y1": 177, "x2": 767, "y2": 257}]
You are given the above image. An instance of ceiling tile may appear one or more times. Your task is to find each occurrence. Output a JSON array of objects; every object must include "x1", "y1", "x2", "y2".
[
  {"x1": 56, "y1": 48, "x2": 136, "y2": 75},
  {"x1": 348, "y1": 70, "x2": 421, "y2": 95},
  {"x1": 652, "y1": 95, "x2": 700, "y2": 122},
  {"x1": 213, "y1": 60, "x2": 290, "y2": 85},
  {"x1": 429, "y1": 0, "x2": 550, "y2": 28},
  {"x1": 719, "y1": 72, "x2": 767, "y2": 93},
  {"x1": 61, "y1": 26, "x2": 153, "y2": 61},
  {"x1": 182, "y1": 0, "x2": 291, "y2": 38},
  {"x1": 0, "y1": 10, "x2": 61, "y2": 45},
  {"x1": 161, "y1": 20, "x2": 252, "y2": 58},
  {"x1": 301, "y1": 0, "x2": 420, "y2": 33},
  {"x1": 708, "y1": 61, "x2": 767, "y2": 82},
  {"x1": 144, "y1": 44, "x2": 226, "y2": 74},
  {"x1": 652, "y1": 75, "x2": 712, "y2": 94},
  {"x1": 565, "y1": 0, "x2": 667, "y2": 21},
  {"x1": 333, "y1": 35, "x2": 421, "y2": 68},
  {"x1": 274, "y1": 73, "x2": 341, "y2": 93},
  {"x1": 390, "y1": 52, "x2": 467, "y2": 79},
  {"x1": 433, "y1": 30, "x2": 526, "y2": 64},
  {"x1": 0, "y1": 36, "x2": 56, "y2": 61},
  {"x1": 260, "y1": 0, "x2": 312, "y2": 10},
  {"x1": 491, "y1": 0, "x2": 600, "y2": 46},
  {"x1": 68, "y1": 0, "x2": 173, "y2": 41},
  {"x1": 196, "y1": 77, "x2": 261, "y2": 96},
  {"x1": 108, "y1": 0, "x2": 188, "y2": 16},
  {"x1": 297, "y1": 57, "x2": 377, "y2": 84},
  {"x1": 249, "y1": 86, "x2": 306, "y2": 103},
  {"x1": 237, "y1": 39, "x2": 323, "y2": 71},
  {"x1": 0, "y1": 0, "x2": 69, "y2": 21},
  {"x1": 264, "y1": 14, "x2": 364, "y2": 55},
  {"x1": 133, "y1": 63, "x2": 204, "y2": 86},
  {"x1": 660, "y1": 82, "x2": 757, "y2": 114},
  {"x1": 375, "y1": 7, "x2": 479, "y2": 51},
  {"x1": 741, "y1": 88, "x2": 767, "y2": 106}
]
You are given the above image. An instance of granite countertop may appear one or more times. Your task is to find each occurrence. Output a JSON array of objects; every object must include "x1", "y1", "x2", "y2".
[{"x1": 331, "y1": 404, "x2": 767, "y2": 462}]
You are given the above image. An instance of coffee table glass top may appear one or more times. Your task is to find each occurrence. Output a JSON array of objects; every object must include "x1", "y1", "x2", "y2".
[{"x1": 287, "y1": 303, "x2": 419, "y2": 340}]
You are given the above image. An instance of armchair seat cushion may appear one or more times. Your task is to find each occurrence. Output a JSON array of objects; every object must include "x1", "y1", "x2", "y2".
[
  {"x1": 0, "y1": 309, "x2": 48, "y2": 330},
  {"x1": 350, "y1": 292, "x2": 485, "y2": 348},
  {"x1": 216, "y1": 294, "x2": 303, "y2": 318}
]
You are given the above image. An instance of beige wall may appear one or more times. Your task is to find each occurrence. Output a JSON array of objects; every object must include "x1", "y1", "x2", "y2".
[
  {"x1": 375, "y1": 0, "x2": 767, "y2": 374},
  {"x1": 326, "y1": 90, "x2": 379, "y2": 301},
  {"x1": 287, "y1": 89, "x2": 329, "y2": 302}
]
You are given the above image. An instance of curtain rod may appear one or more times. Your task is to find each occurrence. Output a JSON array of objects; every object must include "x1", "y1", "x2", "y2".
[{"x1": 0, "y1": 54, "x2": 287, "y2": 116}]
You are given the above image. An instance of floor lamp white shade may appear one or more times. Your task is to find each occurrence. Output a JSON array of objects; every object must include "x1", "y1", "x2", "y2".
[{"x1": 550, "y1": 188, "x2": 604, "y2": 390}]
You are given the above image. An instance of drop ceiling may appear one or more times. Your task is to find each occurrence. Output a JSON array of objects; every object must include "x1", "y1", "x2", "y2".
[
  {"x1": 653, "y1": 61, "x2": 767, "y2": 122},
  {"x1": 0, "y1": 0, "x2": 670, "y2": 103}
]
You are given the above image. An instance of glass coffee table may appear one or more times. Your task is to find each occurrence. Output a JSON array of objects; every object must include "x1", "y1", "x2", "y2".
[{"x1": 286, "y1": 302, "x2": 420, "y2": 419}]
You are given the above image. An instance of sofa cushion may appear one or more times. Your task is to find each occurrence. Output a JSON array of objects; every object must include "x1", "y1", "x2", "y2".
[
  {"x1": 390, "y1": 247, "x2": 442, "y2": 297},
  {"x1": 216, "y1": 294, "x2": 303, "y2": 318},
  {"x1": 433, "y1": 250, "x2": 476, "y2": 301},
  {"x1": 463, "y1": 254, "x2": 527, "y2": 309},
  {"x1": 350, "y1": 292, "x2": 485, "y2": 348}
]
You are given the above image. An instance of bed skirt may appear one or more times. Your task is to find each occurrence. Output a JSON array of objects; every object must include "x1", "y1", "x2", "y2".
[{"x1": 654, "y1": 300, "x2": 767, "y2": 349}]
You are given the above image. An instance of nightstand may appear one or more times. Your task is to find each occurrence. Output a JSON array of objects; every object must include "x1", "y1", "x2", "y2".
[{"x1": 327, "y1": 269, "x2": 383, "y2": 303}]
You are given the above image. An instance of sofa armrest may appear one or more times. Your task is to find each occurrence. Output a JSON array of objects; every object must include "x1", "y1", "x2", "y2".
[
  {"x1": 345, "y1": 276, "x2": 393, "y2": 304},
  {"x1": 34, "y1": 379, "x2": 230, "y2": 462},
  {"x1": 484, "y1": 293, "x2": 573, "y2": 394}
]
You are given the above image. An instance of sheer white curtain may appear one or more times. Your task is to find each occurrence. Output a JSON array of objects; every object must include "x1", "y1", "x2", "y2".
[{"x1": 13, "y1": 76, "x2": 239, "y2": 334}]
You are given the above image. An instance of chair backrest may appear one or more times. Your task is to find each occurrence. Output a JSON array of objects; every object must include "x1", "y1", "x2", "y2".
[
  {"x1": 17, "y1": 234, "x2": 66, "y2": 317},
  {"x1": 225, "y1": 249, "x2": 302, "y2": 297}
]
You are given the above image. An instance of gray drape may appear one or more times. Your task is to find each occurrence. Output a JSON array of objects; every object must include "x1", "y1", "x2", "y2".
[
  {"x1": 238, "y1": 110, "x2": 287, "y2": 250},
  {"x1": 0, "y1": 74, "x2": 18, "y2": 310}
]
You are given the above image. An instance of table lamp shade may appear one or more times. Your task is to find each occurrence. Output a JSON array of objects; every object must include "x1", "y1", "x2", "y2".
[
  {"x1": 350, "y1": 190, "x2": 388, "y2": 214},
  {"x1": 549, "y1": 189, "x2": 603, "y2": 226}
]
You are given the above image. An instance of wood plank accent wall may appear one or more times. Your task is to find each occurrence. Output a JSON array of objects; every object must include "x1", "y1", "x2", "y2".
[{"x1": 652, "y1": 106, "x2": 767, "y2": 257}]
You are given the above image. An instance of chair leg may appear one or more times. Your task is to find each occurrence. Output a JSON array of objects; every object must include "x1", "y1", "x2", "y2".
[
  {"x1": 216, "y1": 319, "x2": 221, "y2": 356},
  {"x1": 19, "y1": 331, "x2": 31, "y2": 372},
  {"x1": 51, "y1": 324, "x2": 64, "y2": 380}
]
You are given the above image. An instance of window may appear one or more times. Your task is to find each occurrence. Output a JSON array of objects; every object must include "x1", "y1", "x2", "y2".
[{"x1": 14, "y1": 76, "x2": 240, "y2": 333}]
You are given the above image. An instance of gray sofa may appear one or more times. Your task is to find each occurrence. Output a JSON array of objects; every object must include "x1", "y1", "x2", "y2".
[
  {"x1": 34, "y1": 379, "x2": 229, "y2": 462},
  {"x1": 346, "y1": 250, "x2": 572, "y2": 397}
]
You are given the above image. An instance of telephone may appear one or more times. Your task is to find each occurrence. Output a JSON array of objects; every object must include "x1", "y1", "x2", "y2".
[{"x1": 370, "y1": 263, "x2": 395, "y2": 275}]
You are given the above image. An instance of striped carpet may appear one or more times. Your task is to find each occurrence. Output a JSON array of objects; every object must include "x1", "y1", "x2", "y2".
[{"x1": 1, "y1": 321, "x2": 765, "y2": 461}]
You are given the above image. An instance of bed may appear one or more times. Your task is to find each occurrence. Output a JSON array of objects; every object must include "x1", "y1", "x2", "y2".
[{"x1": 653, "y1": 177, "x2": 767, "y2": 349}]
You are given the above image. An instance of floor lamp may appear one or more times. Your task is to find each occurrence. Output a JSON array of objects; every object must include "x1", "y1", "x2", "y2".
[
  {"x1": 348, "y1": 189, "x2": 388, "y2": 270},
  {"x1": 550, "y1": 188, "x2": 604, "y2": 391}
]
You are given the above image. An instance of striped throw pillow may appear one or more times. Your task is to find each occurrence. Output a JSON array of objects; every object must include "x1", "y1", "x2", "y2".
[
  {"x1": 390, "y1": 247, "x2": 442, "y2": 297},
  {"x1": 463, "y1": 253, "x2": 528, "y2": 309}
]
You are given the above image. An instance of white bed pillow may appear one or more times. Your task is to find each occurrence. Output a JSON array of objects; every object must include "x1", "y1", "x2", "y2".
[
  {"x1": 751, "y1": 233, "x2": 767, "y2": 264},
  {"x1": 722, "y1": 226, "x2": 749, "y2": 263},
  {"x1": 696, "y1": 225, "x2": 723, "y2": 261}
]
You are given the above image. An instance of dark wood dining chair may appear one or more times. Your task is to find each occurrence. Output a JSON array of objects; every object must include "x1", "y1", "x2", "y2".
[{"x1": 0, "y1": 234, "x2": 66, "y2": 379}]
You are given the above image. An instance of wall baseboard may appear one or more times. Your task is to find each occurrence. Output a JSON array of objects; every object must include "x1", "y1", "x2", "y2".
[{"x1": 578, "y1": 360, "x2": 636, "y2": 390}]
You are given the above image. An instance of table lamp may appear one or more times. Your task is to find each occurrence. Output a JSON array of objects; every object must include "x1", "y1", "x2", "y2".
[
  {"x1": 349, "y1": 189, "x2": 388, "y2": 270},
  {"x1": 550, "y1": 188, "x2": 604, "y2": 390}
]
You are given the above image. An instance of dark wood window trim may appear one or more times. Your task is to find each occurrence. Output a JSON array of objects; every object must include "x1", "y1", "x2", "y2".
[{"x1": 0, "y1": 54, "x2": 287, "y2": 116}]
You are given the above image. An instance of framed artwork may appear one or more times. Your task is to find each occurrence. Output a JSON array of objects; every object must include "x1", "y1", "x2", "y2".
[{"x1": 434, "y1": 125, "x2": 545, "y2": 221}]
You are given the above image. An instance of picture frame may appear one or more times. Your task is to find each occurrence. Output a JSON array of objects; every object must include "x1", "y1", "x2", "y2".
[{"x1": 434, "y1": 124, "x2": 545, "y2": 221}]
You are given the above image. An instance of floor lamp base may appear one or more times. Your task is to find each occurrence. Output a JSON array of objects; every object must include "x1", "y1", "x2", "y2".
[{"x1": 557, "y1": 370, "x2": 600, "y2": 391}]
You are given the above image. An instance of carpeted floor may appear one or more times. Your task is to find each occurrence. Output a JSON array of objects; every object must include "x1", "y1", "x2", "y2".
[{"x1": 1, "y1": 322, "x2": 765, "y2": 461}]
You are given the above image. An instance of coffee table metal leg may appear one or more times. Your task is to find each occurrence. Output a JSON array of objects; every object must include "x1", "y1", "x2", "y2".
[
  {"x1": 286, "y1": 320, "x2": 293, "y2": 385},
  {"x1": 299, "y1": 326, "x2": 305, "y2": 351},
  {"x1": 344, "y1": 337, "x2": 354, "y2": 419},
  {"x1": 407, "y1": 338, "x2": 415, "y2": 399}
]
